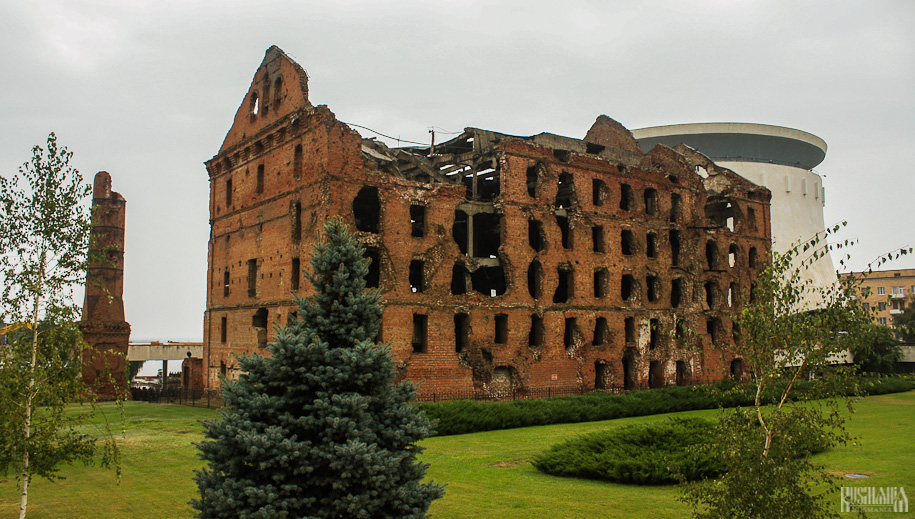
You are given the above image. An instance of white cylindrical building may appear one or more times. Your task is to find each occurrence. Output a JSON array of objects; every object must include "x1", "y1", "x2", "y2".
[{"x1": 631, "y1": 123, "x2": 836, "y2": 295}]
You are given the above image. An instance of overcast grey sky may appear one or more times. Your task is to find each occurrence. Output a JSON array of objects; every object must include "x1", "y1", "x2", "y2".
[{"x1": 1, "y1": 0, "x2": 912, "y2": 341}]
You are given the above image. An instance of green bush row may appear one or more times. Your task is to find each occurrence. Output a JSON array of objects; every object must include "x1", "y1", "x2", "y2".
[{"x1": 420, "y1": 375, "x2": 915, "y2": 436}]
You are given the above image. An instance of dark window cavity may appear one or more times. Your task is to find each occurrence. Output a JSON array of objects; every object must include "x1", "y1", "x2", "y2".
[
  {"x1": 556, "y1": 214, "x2": 571, "y2": 249},
  {"x1": 625, "y1": 317, "x2": 636, "y2": 344},
  {"x1": 291, "y1": 257, "x2": 300, "y2": 291},
  {"x1": 451, "y1": 263, "x2": 468, "y2": 295},
  {"x1": 454, "y1": 313, "x2": 470, "y2": 353},
  {"x1": 646, "y1": 275, "x2": 659, "y2": 302},
  {"x1": 528, "y1": 219, "x2": 545, "y2": 252},
  {"x1": 621, "y1": 230, "x2": 634, "y2": 255},
  {"x1": 555, "y1": 172, "x2": 575, "y2": 208},
  {"x1": 620, "y1": 184, "x2": 633, "y2": 211},
  {"x1": 554, "y1": 266, "x2": 573, "y2": 303},
  {"x1": 671, "y1": 278, "x2": 683, "y2": 308},
  {"x1": 644, "y1": 188, "x2": 658, "y2": 215},
  {"x1": 594, "y1": 269, "x2": 607, "y2": 299},
  {"x1": 223, "y1": 270, "x2": 230, "y2": 298},
  {"x1": 494, "y1": 314, "x2": 508, "y2": 344},
  {"x1": 410, "y1": 205, "x2": 426, "y2": 237},
  {"x1": 564, "y1": 317, "x2": 577, "y2": 352},
  {"x1": 593, "y1": 317, "x2": 609, "y2": 346},
  {"x1": 364, "y1": 249, "x2": 380, "y2": 288},
  {"x1": 621, "y1": 274, "x2": 635, "y2": 302},
  {"x1": 409, "y1": 260, "x2": 425, "y2": 293},
  {"x1": 592, "y1": 225, "x2": 605, "y2": 253},
  {"x1": 256, "y1": 164, "x2": 265, "y2": 194},
  {"x1": 528, "y1": 260, "x2": 543, "y2": 300},
  {"x1": 412, "y1": 314, "x2": 428, "y2": 353},
  {"x1": 646, "y1": 232, "x2": 657, "y2": 258},
  {"x1": 529, "y1": 314, "x2": 545, "y2": 349},
  {"x1": 669, "y1": 230, "x2": 681, "y2": 266},
  {"x1": 247, "y1": 259, "x2": 257, "y2": 298},
  {"x1": 592, "y1": 178, "x2": 607, "y2": 206},
  {"x1": 706, "y1": 240, "x2": 719, "y2": 270},
  {"x1": 353, "y1": 186, "x2": 381, "y2": 233}
]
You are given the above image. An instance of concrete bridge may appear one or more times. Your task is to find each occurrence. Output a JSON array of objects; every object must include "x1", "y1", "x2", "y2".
[{"x1": 128, "y1": 341, "x2": 203, "y2": 388}]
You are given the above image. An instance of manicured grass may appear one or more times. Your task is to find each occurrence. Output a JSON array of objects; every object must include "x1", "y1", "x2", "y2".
[{"x1": 1, "y1": 393, "x2": 913, "y2": 518}]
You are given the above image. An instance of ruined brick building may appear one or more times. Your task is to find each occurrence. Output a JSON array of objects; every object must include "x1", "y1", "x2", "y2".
[
  {"x1": 198, "y1": 46, "x2": 771, "y2": 396},
  {"x1": 80, "y1": 171, "x2": 131, "y2": 398}
]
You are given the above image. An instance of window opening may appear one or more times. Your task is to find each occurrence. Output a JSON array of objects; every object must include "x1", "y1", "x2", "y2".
[
  {"x1": 247, "y1": 259, "x2": 257, "y2": 298},
  {"x1": 291, "y1": 258, "x2": 300, "y2": 291},
  {"x1": 471, "y1": 265, "x2": 507, "y2": 296},
  {"x1": 649, "y1": 361, "x2": 663, "y2": 388},
  {"x1": 409, "y1": 260, "x2": 424, "y2": 293},
  {"x1": 622, "y1": 356, "x2": 635, "y2": 390},
  {"x1": 592, "y1": 178, "x2": 606, "y2": 206},
  {"x1": 410, "y1": 205, "x2": 426, "y2": 237},
  {"x1": 593, "y1": 317, "x2": 609, "y2": 346},
  {"x1": 595, "y1": 360, "x2": 611, "y2": 389},
  {"x1": 646, "y1": 232, "x2": 657, "y2": 258},
  {"x1": 473, "y1": 213, "x2": 501, "y2": 258},
  {"x1": 620, "y1": 184, "x2": 633, "y2": 211},
  {"x1": 526, "y1": 163, "x2": 540, "y2": 197},
  {"x1": 644, "y1": 188, "x2": 658, "y2": 215},
  {"x1": 293, "y1": 144, "x2": 303, "y2": 179},
  {"x1": 649, "y1": 319, "x2": 660, "y2": 350},
  {"x1": 646, "y1": 275, "x2": 659, "y2": 302},
  {"x1": 705, "y1": 281, "x2": 717, "y2": 308},
  {"x1": 556, "y1": 214, "x2": 571, "y2": 249},
  {"x1": 454, "y1": 313, "x2": 470, "y2": 353},
  {"x1": 564, "y1": 317, "x2": 577, "y2": 352},
  {"x1": 676, "y1": 361, "x2": 688, "y2": 386},
  {"x1": 253, "y1": 308, "x2": 268, "y2": 348},
  {"x1": 592, "y1": 225, "x2": 605, "y2": 253},
  {"x1": 621, "y1": 274, "x2": 635, "y2": 302},
  {"x1": 226, "y1": 178, "x2": 233, "y2": 207},
  {"x1": 412, "y1": 314, "x2": 428, "y2": 353},
  {"x1": 529, "y1": 314, "x2": 545, "y2": 349},
  {"x1": 670, "y1": 193, "x2": 681, "y2": 222},
  {"x1": 528, "y1": 219, "x2": 545, "y2": 252},
  {"x1": 450, "y1": 263, "x2": 468, "y2": 295},
  {"x1": 746, "y1": 207, "x2": 757, "y2": 231},
  {"x1": 621, "y1": 230, "x2": 634, "y2": 255},
  {"x1": 220, "y1": 316, "x2": 227, "y2": 343},
  {"x1": 586, "y1": 142, "x2": 605, "y2": 154},
  {"x1": 256, "y1": 164, "x2": 265, "y2": 194},
  {"x1": 625, "y1": 317, "x2": 636, "y2": 344},
  {"x1": 555, "y1": 172, "x2": 575, "y2": 208},
  {"x1": 453, "y1": 210, "x2": 469, "y2": 255},
  {"x1": 364, "y1": 249, "x2": 380, "y2": 288},
  {"x1": 554, "y1": 266, "x2": 573, "y2": 303},
  {"x1": 669, "y1": 230, "x2": 681, "y2": 266},
  {"x1": 671, "y1": 278, "x2": 682, "y2": 308},
  {"x1": 707, "y1": 318, "x2": 719, "y2": 345},
  {"x1": 728, "y1": 244, "x2": 738, "y2": 268},
  {"x1": 223, "y1": 270, "x2": 230, "y2": 298},
  {"x1": 728, "y1": 283, "x2": 736, "y2": 307},
  {"x1": 291, "y1": 201, "x2": 302, "y2": 242},
  {"x1": 749, "y1": 247, "x2": 758, "y2": 268},
  {"x1": 494, "y1": 314, "x2": 508, "y2": 344},
  {"x1": 272, "y1": 76, "x2": 283, "y2": 109},
  {"x1": 594, "y1": 269, "x2": 607, "y2": 299},
  {"x1": 706, "y1": 240, "x2": 719, "y2": 270},
  {"x1": 730, "y1": 358, "x2": 744, "y2": 379},
  {"x1": 353, "y1": 186, "x2": 381, "y2": 233},
  {"x1": 528, "y1": 260, "x2": 543, "y2": 300}
]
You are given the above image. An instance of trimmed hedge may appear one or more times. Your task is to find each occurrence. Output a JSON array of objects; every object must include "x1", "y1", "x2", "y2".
[
  {"x1": 532, "y1": 418, "x2": 722, "y2": 485},
  {"x1": 421, "y1": 375, "x2": 915, "y2": 436}
]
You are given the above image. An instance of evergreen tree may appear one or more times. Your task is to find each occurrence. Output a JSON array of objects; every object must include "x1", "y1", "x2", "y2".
[{"x1": 193, "y1": 218, "x2": 444, "y2": 519}]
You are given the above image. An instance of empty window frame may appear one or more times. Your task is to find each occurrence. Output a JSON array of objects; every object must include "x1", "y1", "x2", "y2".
[
  {"x1": 592, "y1": 225, "x2": 605, "y2": 253},
  {"x1": 624, "y1": 316, "x2": 636, "y2": 344},
  {"x1": 728, "y1": 244, "x2": 738, "y2": 268},
  {"x1": 220, "y1": 316, "x2": 227, "y2": 343},
  {"x1": 594, "y1": 269, "x2": 608, "y2": 299},
  {"x1": 556, "y1": 214, "x2": 572, "y2": 249},
  {"x1": 648, "y1": 361, "x2": 664, "y2": 388},
  {"x1": 593, "y1": 317, "x2": 609, "y2": 346},
  {"x1": 291, "y1": 201, "x2": 302, "y2": 242},
  {"x1": 554, "y1": 266, "x2": 573, "y2": 303},
  {"x1": 669, "y1": 230, "x2": 681, "y2": 266},
  {"x1": 564, "y1": 317, "x2": 577, "y2": 352},
  {"x1": 291, "y1": 257, "x2": 300, "y2": 291},
  {"x1": 670, "y1": 193, "x2": 681, "y2": 222},
  {"x1": 409, "y1": 260, "x2": 425, "y2": 293},
  {"x1": 705, "y1": 280, "x2": 717, "y2": 308},
  {"x1": 412, "y1": 314, "x2": 428, "y2": 353},
  {"x1": 555, "y1": 172, "x2": 575, "y2": 208},
  {"x1": 293, "y1": 144, "x2": 303, "y2": 179},
  {"x1": 621, "y1": 274, "x2": 636, "y2": 302},
  {"x1": 223, "y1": 270, "x2": 230, "y2": 298},
  {"x1": 671, "y1": 278, "x2": 683, "y2": 308},
  {"x1": 454, "y1": 313, "x2": 470, "y2": 353},
  {"x1": 621, "y1": 230, "x2": 635, "y2": 255},
  {"x1": 707, "y1": 318, "x2": 719, "y2": 345},
  {"x1": 649, "y1": 318, "x2": 660, "y2": 350},
  {"x1": 247, "y1": 259, "x2": 258, "y2": 298},
  {"x1": 410, "y1": 205, "x2": 426, "y2": 237},
  {"x1": 644, "y1": 188, "x2": 658, "y2": 215},
  {"x1": 256, "y1": 164, "x2": 265, "y2": 194},
  {"x1": 592, "y1": 178, "x2": 607, "y2": 206},
  {"x1": 646, "y1": 232, "x2": 657, "y2": 258},
  {"x1": 526, "y1": 163, "x2": 540, "y2": 198},
  {"x1": 364, "y1": 249, "x2": 380, "y2": 288},
  {"x1": 728, "y1": 282, "x2": 737, "y2": 307},
  {"x1": 746, "y1": 207, "x2": 757, "y2": 231},
  {"x1": 528, "y1": 260, "x2": 543, "y2": 300},
  {"x1": 225, "y1": 177, "x2": 233, "y2": 207},
  {"x1": 749, "y1": 247, "x2": 758, "y2": 268},
  {"x1": 353, "y1": 186, "x2": 381, "y2": 233},
  {"x1": 676, "y1": 361, "x2": 688, "y2": 386},
  {"x1": 451, "y1": 262, "x2": 468, "y2": 295},
  {"x1": 706, "y1": 240, "x2": 719, "y2": 270},
  {"x1": 528, "y1": 219, "x2": 545, "y2": 252},
  {"x1": 472, "y1": 265, "x2": 507, "y2": 296},
  {"x1": 646, "y1": 275, "x2": 660, "y2": 302},
  {"x1": 494, "y1": 314, "x2": 508, "y2": 344},
  {"x1": 528, "y1": 314, "x2": 545, "y2": 349},
  {"x1": 620, "y1": 183, "x2": 633, "y2": 211}
]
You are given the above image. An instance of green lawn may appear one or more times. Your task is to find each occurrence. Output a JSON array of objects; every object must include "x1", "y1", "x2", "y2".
[{"x1": 1, "y1": 392, "x2": 913, "y2": 518}]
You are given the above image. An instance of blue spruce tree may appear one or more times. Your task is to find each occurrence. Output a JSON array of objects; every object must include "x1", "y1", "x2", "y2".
[{"x1": 193, "y1": 217, "x2": 444, "y2": 518}]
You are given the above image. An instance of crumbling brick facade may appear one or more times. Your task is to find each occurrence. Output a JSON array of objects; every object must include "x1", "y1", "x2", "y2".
[
  {"x1": 80, "y1": 171, "x2": 131, "y2": 399},
  {"x1": 202, "y1": 47, "x2": 771, "y2": 396}
]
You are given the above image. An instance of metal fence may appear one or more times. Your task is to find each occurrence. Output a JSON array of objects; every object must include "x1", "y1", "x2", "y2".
[{"x1": 130, "y1": 387, "x2": 225, "y2": 408}]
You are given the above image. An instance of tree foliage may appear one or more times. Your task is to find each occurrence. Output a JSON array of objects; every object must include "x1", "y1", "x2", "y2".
[
  {"x1": 851, "y1": 325, "x2": 902, "y2": 373},
  {"x1": 682, "y1": 224, "x2": 909, "y2": 519},
  {"x1": 893, "y1": 299, "x2": 915, "y2": 342},
  {"x1": 0, "y1": 133, "x2": 120, "y2": 519},
  {"x1": 193, "y1": 217, "x2": 444, "y2": 519}
]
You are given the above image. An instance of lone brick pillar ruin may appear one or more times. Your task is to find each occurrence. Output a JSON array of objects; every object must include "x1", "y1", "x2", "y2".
[{"x1": 79, "y1": 171, "x2": 131, "y2": 399}]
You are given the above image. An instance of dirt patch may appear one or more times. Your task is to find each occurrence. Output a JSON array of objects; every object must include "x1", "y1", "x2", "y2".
[{"x1": 493, "y1": 458, "x2": 530, "y2": 468}]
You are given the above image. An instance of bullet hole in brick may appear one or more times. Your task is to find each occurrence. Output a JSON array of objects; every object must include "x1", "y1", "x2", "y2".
[
  {"x1": 592, "y1": 225, "x2": 605, "y2": 253},
  {"x1": 563, "y1": 317, "x2": 577, "y2": 352},
  {"x1": 592, "y1": 178, "x2": 607, "y2": 206},
  {"x1": 706, "y1": 240, "x2": 719, "y2": 270},
  {"x1": 409, "y1": 260, "x2": 425, "y2": 293},
  {"x1": 555, "y1": 171, "x2": 575, "y2": 208},
  {"x1": 646, "y1": 275, "x2": 660, "y2": 302},
  {"x1": 621, "y1": 274, "x2": 635, "y2": 302},
  {"x1": 593, "y1": 317, "x2": 609, "y2": 346},
  {"x1": 364, "y1": 249, "x2": 380, "y2": 288},
  {"x1": 554, "y1": 266, "x2": 573, "y2": 303},
  {"x1": 669, "y1": 230, "x2": 681, "y2": 266},
  {"x1": 644, "y1": 188, "x2": 658, "y2": 215},
  {"x1": 528, "y1": 219, "x2": 545, "y2": 252},
  {"x1": 528, "y1": 260, "x2": 543, "y2": 300},
  {"x1": 454, "y1": 312, "x2": 470, "y2": 353},
  {"x1": 594, "y1": 269, "x2": 607, "y2": 299},
  {"x1": 412, "y1": 314, "x2": 428, "y2": 353},
  {"x1": 620, "y1": 184, "x2": 633, "y2": 211},
  {"x1": 410, "y1": 205, "x2": 426, "y2": 237},
  {"x1": 621, "y1": 230, "x2": 635, "y2": 256},
  {"x1": 451, "y1": 263, "x2": 468, "y2": 295},
  {"x1": 472, "y1": 265, "x2": 506, "y2": 297},
  {"x1": 494, "y1": 314, "x2": 508, "y2": 344},
  {"x1": 649, "y1": 361, "x2": 664, "y2": 388},
  {"x1": 353, "y1": 186, "x2": 381, "y2": 233},
  {"x1": 556, "y1": 214, "x2": 571, "y2": 249},
  {"x1": 529, "y1": 314, "x2": 544, "y2": 349},
  {"x1": 625, "y1": 317, "x2": 636, "y2": 344},
  {"x1": 671, "y1": 278, "x2": 683, "y2": 308},
  {"x1": 649, "y1": 319, "x2": 660, "y2": 350},
  {"x1": 646, "y1": 232, "x2": 657, "y2": 258}
]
